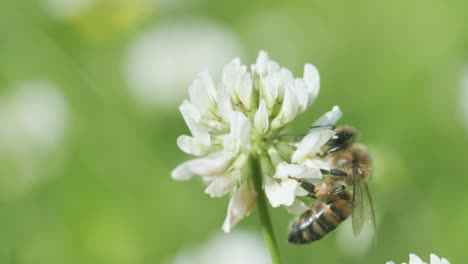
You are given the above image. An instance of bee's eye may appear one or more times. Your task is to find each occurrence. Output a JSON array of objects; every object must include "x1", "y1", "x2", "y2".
[{"x1": 330, "y1": 132, "x2": 349, "y2": 144}]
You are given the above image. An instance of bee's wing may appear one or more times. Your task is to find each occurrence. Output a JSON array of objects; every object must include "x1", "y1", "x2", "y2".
[
  {"x1": 351, "y1": 175, "x2": 365, "y2": 236},
  {"x1": 364, "y1": 182, "x2": 377, "y2": 239},
  {"x1": 351, "y1": 173, "x2": 377, "y2": 238}
]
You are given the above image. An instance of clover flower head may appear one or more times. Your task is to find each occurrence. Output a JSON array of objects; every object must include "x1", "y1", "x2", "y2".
[
  {"x1": 387, "y1": 254, "x2": 450, "y2": 264},
  {"x1": 171, "y1": 50, "x2": 342, "y2": 232}
]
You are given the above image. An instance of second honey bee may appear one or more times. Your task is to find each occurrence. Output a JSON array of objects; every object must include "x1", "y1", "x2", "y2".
[{"x1": 288, "y1": 126, "x2": 376, "y2": 244}]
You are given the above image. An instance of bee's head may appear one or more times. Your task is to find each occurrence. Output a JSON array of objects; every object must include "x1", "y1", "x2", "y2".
[{"x1": 328, "y1": 126, "x2": 357, "y2": 148}]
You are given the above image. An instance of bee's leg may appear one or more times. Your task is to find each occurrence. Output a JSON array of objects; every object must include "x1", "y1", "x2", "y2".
[
  {"x1": 320, "y1": 169, "x2": 348, "y2": 177},
  {"x1": 287, "y1": 176, "x2": 317, "y2": 198}
]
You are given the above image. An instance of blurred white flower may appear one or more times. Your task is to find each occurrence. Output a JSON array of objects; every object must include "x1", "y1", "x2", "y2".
[
  {"x1": 126, "y1": 19, "x2": 243, "y2": 108},
  {"x1": 159, "y1": 0, "x2": 204, "y2": 11},
  {"x1": 0, "y1": 81, "x2": 68, "y2": 152},
  {"x1": 172, "y1": 50, "x2": 339, "y2": 232},
  {"x1": 167, "y1": 231, "x2": 270, "y2": 264},
  {"x1": 0, "y1": 81, "x2": 68, "y2": 199},
  {"x1": 460, "y1": 68, "x2": 468, "y2": 131},
  {"x1": 336, "y1": 215, "x2": 375, "y2": 256},
  {"x1": 45, "y1": 0, "x2": 91, "y2": 18},
  {"x1": 387, "y1": 253, "x2": 450, "y2": 264}
]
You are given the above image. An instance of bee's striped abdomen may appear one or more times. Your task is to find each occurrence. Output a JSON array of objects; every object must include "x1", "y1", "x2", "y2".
[{"x1": 288, "y1": 191, "x2": 352, "y2": 244}]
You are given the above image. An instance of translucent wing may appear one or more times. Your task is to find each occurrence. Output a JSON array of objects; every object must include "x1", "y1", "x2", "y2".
[
  {"x1": 351, "y1": 169, "x2": 377, "y2": 238},
  {"x1": 364, "y1": 182, "x2": 377, "y2": 240},
  {"x1": 351, "y1": 173, "x2": 365, "y2": 236}
]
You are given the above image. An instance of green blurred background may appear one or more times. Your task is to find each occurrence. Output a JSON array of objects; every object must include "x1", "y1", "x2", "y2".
[{"x1": 1, "y1": 0, "x2": 467, "y2": 263}]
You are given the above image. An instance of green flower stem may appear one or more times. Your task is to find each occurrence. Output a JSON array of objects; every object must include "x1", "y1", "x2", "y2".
[{"x1": 250, "y1": 155, "x2": 283, "y2": 264}]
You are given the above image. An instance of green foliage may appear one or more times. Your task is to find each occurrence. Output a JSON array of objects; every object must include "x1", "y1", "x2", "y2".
[{"x1": 0, "y1": 0, "x2": 467, "y2": 263}]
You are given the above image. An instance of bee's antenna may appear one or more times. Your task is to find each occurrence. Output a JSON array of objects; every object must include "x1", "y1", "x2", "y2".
[{"x1": 309, "y1": 124, "x2": 336, "y2": 131}]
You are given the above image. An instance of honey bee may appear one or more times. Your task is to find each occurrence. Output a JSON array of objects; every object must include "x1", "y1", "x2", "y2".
[{"x1": 288, "y1": 126, "x2": 376, "y2": 244}]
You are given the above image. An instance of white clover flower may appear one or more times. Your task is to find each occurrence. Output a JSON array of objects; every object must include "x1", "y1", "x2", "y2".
[
  {"x1": 387, "y1": 254, "x2": 450, "y2": 264},
  {"x1": 172, "y1": 50, "x2": 341, "y2": 232}
]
